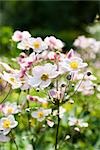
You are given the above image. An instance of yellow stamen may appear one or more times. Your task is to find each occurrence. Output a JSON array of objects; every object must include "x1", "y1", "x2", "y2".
[
  {"x1": 9, "y1": 77, "x2": 15, "y2": 83},
  {"x1": 70, "y1": 61, "x2": 78, "y2": 69},
  {"x1": 0, "y1": 78, "x2": 2, "y2": 83},
  {"x1": 42, "y1": 102, "x2": 48, "y2": 108},
  {"x1": 38, "y1": 112, "x2": 44, "y2": 118},
  {"x1": 41, "y1": 74, "x2": 49, "y2": 81},
  {"x1": 33, "y1": 42, "x2": 40, "y2": 49},
  {"x1": 3, "y1": 120, "x2": 11, "y2": 128},
  {"x1": 7, "y1": 108, "x2": 13, "y2": 114}
]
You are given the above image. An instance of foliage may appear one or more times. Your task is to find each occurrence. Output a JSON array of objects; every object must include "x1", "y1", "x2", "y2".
[{"x1": 0, "y1": 29, "x2": 100, "y2": 150}]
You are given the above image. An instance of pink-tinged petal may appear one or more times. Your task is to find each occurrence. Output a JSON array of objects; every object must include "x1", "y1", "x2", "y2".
[
  {"x1": 12, "y1": 31, "x2": 22, "y2": 42},
  {"x1": 66, "y1": 49, "x2": 75, "y2": 59},
  {"x1": 47, "y1": 120, "x2": 54, "y2": 127},
  {"x1": 0, "y1": 134, "x2": 10, "y2": 142}
]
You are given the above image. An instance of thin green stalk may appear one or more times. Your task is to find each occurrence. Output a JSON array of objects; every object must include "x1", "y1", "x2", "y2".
[
  {"x1": 0, "y1": 86, "x2": 11, "y2": 104},
  {"x1": 27, "y1": 90, "x2": 36, "y2": 150},
  {"x1": 10, "y1": 132, "x2": 18, "y2": 150},
  {"x1": 55, "y1": 101, "x2": 60, "y2": 150}
]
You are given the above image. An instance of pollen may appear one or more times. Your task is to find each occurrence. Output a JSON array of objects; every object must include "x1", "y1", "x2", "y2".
[
  {"x1": 38, "y1": 112, "x2": 44, "y2": 118},
  {"x1": 0, "y1": 78, "x2": 2, "y2": 83},
  {"x1": 33, "y1": 41, "x2": 40, "y2": 49},
  {"x1": 70, "y1": 61, "x2": 78, "y2": 69},
  {"x1": 41, "y1": 74, "x2": 49, "y2": 81},
  {"x1": 9, "y1": 77, "x2": 15, "y2": 83},
  {"x1": 3, "y1": 119, "x2": 11, "y2": 128},
  {"x1": 7, "y1": 108, "x2": 13, "y2": 114}
]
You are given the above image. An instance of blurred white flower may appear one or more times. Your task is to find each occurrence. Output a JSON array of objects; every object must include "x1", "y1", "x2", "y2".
[
  {"x1": 73, "y1": 35, "x2": 96, "y2": 49},
  {"x1": 12, "y1": 30, "x2": 31, "y2": 42},
  {"x1": 75, "y1": 80, "x2": 94, "y2": 95},
  {"x1": 1, "y1": 71, "x2": 22, "y2": 89},
  {"x1": 0, "y1": 131, "x2": 10, "y2": 142},
  {"x1": 0, "y1": 115, "x2": 18, "y2": 135},
  {"x1": 68, "y1": 116, "x2": 88, "y2": 129},
  {"x1": 31, "y1": 108, "x2": 51, "y2": 122},
  {"x1": 72, "y1": 72, "x2": 96, "y2": 81},
  {"x1": 17, "y1": 39, "x2": 30, "y2": 50},
  {"x1": 2, "y1": 102, "x2": 20, "y2": 116},
  {"x1": 29, "y1": 63, "x2": 59, "y2": 89},
  {"x1": 44, "y1": 36, "x2": 64, "y2": 50}
]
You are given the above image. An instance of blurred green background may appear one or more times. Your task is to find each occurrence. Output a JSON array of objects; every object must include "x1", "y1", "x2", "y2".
[{"x1": 0, "y1": 1, "x2": 99, "y2": 57}]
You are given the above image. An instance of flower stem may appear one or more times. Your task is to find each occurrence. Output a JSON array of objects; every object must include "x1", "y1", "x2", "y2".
[
  {"x1": 27, "y1": 90, "x2": 36, "y2": 150},
  {"x1": 10, "y1": 131, "x2": 18, "y2": 150},
  {"x1": 13, "y1": 139, "x2": 19, "y2": 150},
  {"x1": 0, "y1": 86, "x2": 11, "y2": 104},
  {"x1": 55, "y1": 101, "x2": 60, "y2": 150}
]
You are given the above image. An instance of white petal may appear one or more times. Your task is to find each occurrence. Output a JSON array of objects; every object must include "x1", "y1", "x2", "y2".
[
  {"x1": 40, "y1": 79, "x2": 51, "y2": 88},
  {"x1": 28, "y1": 76, "x2": 41, "y2": 87},
  {"x1": 10, "y1": 121, "x2": 18, "y2": 128},
  {"x1": 3, "y1": 128, "x2": 11, "y2": 135}
]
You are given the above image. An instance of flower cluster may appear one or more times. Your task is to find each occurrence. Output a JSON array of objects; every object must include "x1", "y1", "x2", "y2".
[
  {"x1": 73, "y1": 35, "x2": 100, "y2": 60},
  {"x1": 0, "y1": 30, "x2": 97, "y2": 149},
  {"x1": 0, "y1": 102, "x2": 19, "y2": 141}
]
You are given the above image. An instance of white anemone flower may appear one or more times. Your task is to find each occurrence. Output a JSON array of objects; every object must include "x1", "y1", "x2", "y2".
[
  {"x1": 31, "y1": 108, "x2": 51, "y2": 122},
  {"x1": 75, "y1": 80, "x2": 94, "y2": 95},
  {"x1": 29, "y1": 63, "x2": 59, "y2": 89},
  {"x1": 1, "y1": 71, "x2": 22, "y2": 89},
  {"x1": 2, "y1": 102, "x2": 20, "y2": 116},
  {"x1": 68, "y1": 117, "x2": 88, "y2": 128},
  {"x1": 12, "y1": 30, "x2": 31, "y2": 42},
  {"x1": 0, "y1": 115, "x2": 18, "y2": 135},
  {"x1": 73, "y1": 35, "x2": 96, "y2": 49},
  {"x1": 17, "y1": 39, "x2": 30, "y2": 50},
  {"x1": 28, "y1": 37, "x2": 48, "y2": 53},
  {"x1": 59, "y1": 57, "x2": 87, "y2": 73},
  {"x1": 44, "y1": 36, "x2": 64, "y2": 50}
]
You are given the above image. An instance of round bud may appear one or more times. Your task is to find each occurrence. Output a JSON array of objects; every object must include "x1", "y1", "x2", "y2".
[
  {"x1": 72, "y1": 84, "x2": 75, "y2": 87},
  {"x1": 87, "y1": 72, "x2": 91, "y2": 76},
  {"x1": 61, "y1": 84, "x2": 66, "y2": 87},
  {"x1": 36, "y1": 88, "x2": 40, "y2": 92},
  {"x1": 66, "y1": 74, "x2": 71, "y2": 80}
]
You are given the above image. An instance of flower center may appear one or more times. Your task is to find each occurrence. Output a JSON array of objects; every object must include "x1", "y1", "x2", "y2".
[
  {"x1": 3, "y1": 120, "x2": 11, "y2": 128},
  {"x1": 0, "y1": 78, "x2": 2, "y2": 83},
  {"x1": 25, "y1": 45, "x2": 29, "y2": 49},
  {"x1": 7, "y1": 108, "x2": 13, "y2": 114},
  {"x1": 38, "y1": 112, "x2": 44, "y2": 118},
  {"x1": 33, "y1": 42, "x2": 40, "y2": 49},
  {"x1": 70, "y1": 61, "x2": 78, "y2": 69},
  {"x1": 41, "y1": 74, "x2": 49, "y2": 81},
  {"x1": 9, "y1": 77, "x2": 15, "y2": 83}
]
